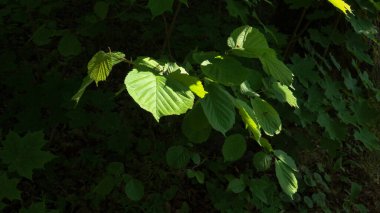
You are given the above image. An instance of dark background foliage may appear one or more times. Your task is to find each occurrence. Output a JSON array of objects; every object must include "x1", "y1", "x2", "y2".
[{"x1": 0, "y1": 0, "x2": 379, "y2": 212}]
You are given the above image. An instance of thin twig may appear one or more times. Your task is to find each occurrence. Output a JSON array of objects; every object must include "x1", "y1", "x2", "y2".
[
  {"x1": 161, "y1": 1, "x2": 182, "y2": 57},
  {"x1": 284, "y1": 7, "x2": 308, "y2": 60}
]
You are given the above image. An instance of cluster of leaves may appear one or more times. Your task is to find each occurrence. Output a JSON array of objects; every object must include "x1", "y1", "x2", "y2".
[{"x1": 0, "y1": 0, "x2": 379, "y2": 212}]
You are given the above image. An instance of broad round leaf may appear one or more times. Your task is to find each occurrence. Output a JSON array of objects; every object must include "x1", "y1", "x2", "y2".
[
  {"x1": 253, "y1": 151, "x2": 272, "y2": 172},
  {"x1": 227, "y1": 25, "x2": 269, "y2": 58},
  {"x1": 166, "y1": 145, "x2": 191, "y2": 169},
  {"x1": 200, "y1": 56, "x2": 249, "y2": 86},
  {"x1": 201, "y1": 83, "x2": 235, "y2": 135},
  {"x1": 125, "y1": 69, "x2": 194, "y2": 121},
  {"x1": 58, "y1": 33, "x2": 82, "y2": 57},
  {"x1": 222, "y1": 134, "x2": 247, "y2": 162},
  {"x1": 125, "y1": 179, "x2": 144, "y2": 201},
  {"x1": 182, "y1": 103, "x2": 211, "y2": 143},
  {"x1": 251, "y1": 98, "x2": 282, "y2": 136},
  {"x1": 227, "y1": 178, "x2": 246, "y2": 193},
  {"x1": 94, "y1": 1, "x2": 109, "y2": 19}
]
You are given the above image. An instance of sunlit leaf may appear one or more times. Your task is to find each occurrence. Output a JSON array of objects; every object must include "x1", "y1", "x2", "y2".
[
  {"x1": 235, "y1": 99, "x2": 261, "y2": 141},
  {"x1": 88, "y1": 51, "x2": 125, "y2": 85},
  {"x1": 327, "y1": 0, "x2": 353, "y2": 15},
  {"x1": 125, "y1": 69, "x2": 194, "y2": 121}
]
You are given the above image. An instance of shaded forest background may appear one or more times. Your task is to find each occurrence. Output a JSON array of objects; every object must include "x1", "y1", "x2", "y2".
[{"x1": 0, "y1": 0, "x2": 379, "y2": 212}]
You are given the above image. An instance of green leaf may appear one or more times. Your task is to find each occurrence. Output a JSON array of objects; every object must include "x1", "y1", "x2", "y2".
[
  {"x1": 227, "y1": 25, "x2": 269, "y2": 58},
  {"x1": 227, "y1": 178, "x2": 246, "y2": 193},
  {"x1": 0, "y1": 173, "x2": 20, "y2": 200},
  {"x1": 349, "y1": 182, "x2": 362, "y2": 201},
  {"x1": 186, "y1": 169, "x2": 205, "y2": 184},
  {"x1": 317, "y1": 112, "x2": 347, "y2": 141},
  {"x1": 147, "y1": 0, "x2": 174, "y2": 17},
  {"x1": 192, "y1": 51, "x2": 219, "y2": 64},
  {"x1": 234, "y1": 99, "x2": 261, "y2": 141},
  {"x1": 125, "y1": 178, "x2": 144, "y2": 201},
  {"x1": 58, "y1": 33, "x2": 82, "y2": 57},
  {"x1": 94, "y1": 1, "x2": 109, "y2": 20},
  {"x1": 133, "y1": 57, "x2": 164, "y2": 73},
  {"x1": 222, "y1": 134, "x2": 247, "y2": 162},
  {"x1": 71, "y1": 76, "x2": 94, "y2": 105},
  {"x1": 32, "y1": 25, "x2": 56, "y2": 46},
  {"x1": 304, "y1": 196, "x2": 314, "y2": 208},
  {"x1": 182, "y1": 103, "x2": 211, "y2": 143},
  {"x1": 125, "y1": 69, "x2": 194, "y2": 121},
  {"x1": 327, "y1": 0, "x2": 353, "y2": 15},
  {"x1": 200, "y1": 83, "x2": 235, "y2": 135},
  {"x1": 200, "y1": 56, "x2": 249, "y2": 86},
  {"x1": 251, "y1": 98, "x2": 282, "y2": 136},
  {"x1": 93, "y1": 175, "x2": 116, "y2": 198},
  {"x1": 354, "y1": 128, "x2": 380, "y2": 151},
  {"x1": 0, "y1": 131, "x2": 55, "y2": 179},
  {"x1": 106, "y1": 162, "x2": 125, "y2": 177},
  {"x1": 249, "y1": 178, "x2": 270, "y2": 204},
  {"x1": 88, "y1": 51, "x2": 125, "y2": 85},
  {"x1": 269, "y1": 82, "x2": 298, "y2": 108},
  {"x1": 168, "y1": 72, "x2": 207, "y2": 98},
  {"x1": 225, "y1": 0, "x2": 249, "y2": 23},
  {"x1": 166, "y1": 145, "x2": 191, "y2": 169},
  {"x1": 275, "y1": 159, "x2": 298, "y2": 199},
  {"x1": 273, "y1": 150, "x2": 298, "y2": 172},
  {"x1": 348, "y1": 16, "x2": 378, "y2": 40},
  {"x1": 259, "y1": 49, "x2": 293, "y2": 85},
  {"x1": 253, "y1": 151, "x2": 272, "y2": 172}
]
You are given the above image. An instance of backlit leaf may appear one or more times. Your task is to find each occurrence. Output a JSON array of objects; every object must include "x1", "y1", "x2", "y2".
[
  {"x1": 168, "y1": 72, "x2": 207, "y2": 98},
  {"x1": 235, "y1": 99, "x2": 261, "y2": 141},
  {"x1": 88, "y1": 51, "x2": 125, "y2": 85},
  {"x1": 327, "y1": 0, "x2": 353, "y2": 15},
  {"x1": 125, "y1": 69, "x2": 194, "y2": 121}
]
